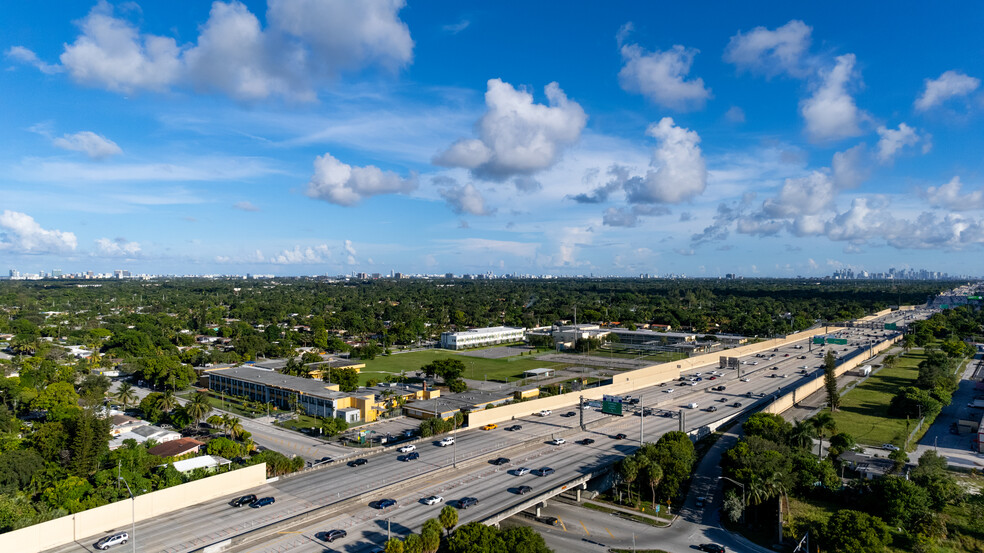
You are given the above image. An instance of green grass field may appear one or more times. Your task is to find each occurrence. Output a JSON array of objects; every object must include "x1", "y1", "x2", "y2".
[
  {"x1": 829, "y1": 349, "x2": 925, "y2": 447},
  {"x1": 358, "y1": 349, "x2": 564, "y2": 384}
]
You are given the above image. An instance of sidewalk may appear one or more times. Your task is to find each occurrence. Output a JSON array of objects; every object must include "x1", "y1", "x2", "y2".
[{"x1": 579, "y1": 498, "x2": 674, "y2": 525}]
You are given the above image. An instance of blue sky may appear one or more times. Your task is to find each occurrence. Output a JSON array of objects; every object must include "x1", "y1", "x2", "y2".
[{"x1": 2, "y1": 1, "x2": 983, "y2": 277}]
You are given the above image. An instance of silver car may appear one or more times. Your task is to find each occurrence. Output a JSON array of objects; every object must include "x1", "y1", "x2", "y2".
[{"x1": 96, "y1": 532, "x2": 129, "y2": 550}]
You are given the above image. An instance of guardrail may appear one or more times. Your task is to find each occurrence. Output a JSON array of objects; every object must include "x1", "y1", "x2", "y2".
[{"x1": 481, "y1": 472, "x2": 597, "y2": 526}]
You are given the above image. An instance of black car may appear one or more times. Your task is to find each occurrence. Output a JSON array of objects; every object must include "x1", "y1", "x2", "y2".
[
  {"x1": 348, "y1": 458, "x2": 368, "y2": 467},
  {"x1": 541, "y1": 516, "x2": 560, "y2": 526},
  {"x1": 699, "y1": 544, "x2": 725, "y2": 553},
  {"x1": 324, "y1": 529, "x2": 347, "y2": 543},
  {"x1": 374, "y1": 499, "x2": 397, "y2": 509},
  {"x1": 403, "y1": 452, "x2": 419, "y2": 461},
  {"x1": 561, "y1": 411, "x2": 577, "y2": 417},
  {"x1": 490, "y1": 457, "x2": 510, "y2": 465},
  {"x1": 250, "y1": 497, "x2": 275, "y2": 508},
  {"x1": 231, "y1": 494, "x2": 257, "y2": 507},
  {"x1": 578, "y1": 438, "x2": 595, "y2": 445},
  {"x1": 458, "y1": 497, "x2": 479, "y2": 509},
  {"x1": 613, "y1": 433, "x2": 627, "y2": 440},
  {"x1": 534, "y1": 467, "x2": 554, "y2": 476},
  {"x1": 516, "y1": 485, "x2": 533, "y2": 495},
  {"x1": 506, "y1": 424, "x2": 523, "y2": 431}
]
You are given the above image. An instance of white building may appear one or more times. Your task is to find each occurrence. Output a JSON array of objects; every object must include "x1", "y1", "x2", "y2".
[{"x1": 440, "y1": 326, "x2": 525, "y2": 350}]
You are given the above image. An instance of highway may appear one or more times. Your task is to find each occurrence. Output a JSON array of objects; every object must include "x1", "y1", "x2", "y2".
[{"x1": 48, "y1": 311, "x2": 929, "y2": 553}]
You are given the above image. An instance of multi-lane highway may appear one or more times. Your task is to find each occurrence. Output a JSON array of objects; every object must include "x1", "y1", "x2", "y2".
[{"x1": 47, "y1": 310, "x2": 930, "y2": 553}]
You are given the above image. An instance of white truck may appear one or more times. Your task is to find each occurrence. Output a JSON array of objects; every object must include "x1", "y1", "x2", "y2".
[{"x1": 439, "y1": 437, "x2": 455, "y2": 447}]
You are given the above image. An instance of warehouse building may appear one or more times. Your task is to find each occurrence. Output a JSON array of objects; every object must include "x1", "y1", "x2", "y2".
[{"x1": 440, "y1": 326, "x2": 525, "y2": 350}]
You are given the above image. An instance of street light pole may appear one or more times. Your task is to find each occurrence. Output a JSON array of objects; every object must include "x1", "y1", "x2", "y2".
[
  {"x1": 718, "y1": 476, "x2": 746, "y2": 525},
  {"x1": 118, "y1": 477, "x2": 136, "y2": 553}
]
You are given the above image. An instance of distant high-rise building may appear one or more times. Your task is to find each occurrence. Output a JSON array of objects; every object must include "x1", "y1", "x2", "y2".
[{"x1": 52, "y1": 269, "x2": 63, "y2": 278}]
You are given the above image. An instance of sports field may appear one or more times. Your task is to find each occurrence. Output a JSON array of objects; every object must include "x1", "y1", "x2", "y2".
[{"x1": 358, "y1": 349, "x2": 564, "y2": 384}]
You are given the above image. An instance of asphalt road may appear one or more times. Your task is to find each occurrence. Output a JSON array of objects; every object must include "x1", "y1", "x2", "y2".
[{"x1": 52, "y1": 312, "x2": 925, "y2": 553}]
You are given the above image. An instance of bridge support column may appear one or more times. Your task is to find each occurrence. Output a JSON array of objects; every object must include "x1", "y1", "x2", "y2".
[{"x1": 535, "y1": 500, "x2": 548, "y2": 517}]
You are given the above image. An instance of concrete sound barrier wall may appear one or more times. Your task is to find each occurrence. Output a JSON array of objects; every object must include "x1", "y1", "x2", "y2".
[
  {"x1": 466, "y1": 326, "x2": 836, "y2": 429},
  {"x1": 0, "y1": 463, "x2": 267, "y2": 553},
  {"x1": 763, "y1": 335, "x2": 901, "y2": 416}
]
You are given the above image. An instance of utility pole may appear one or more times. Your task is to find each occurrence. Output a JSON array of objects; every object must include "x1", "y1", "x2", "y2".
[
  {"x1": 639, "y1": 395, "x2": 644, "y2": 444},
  {"x1": 579, "y1": 395, "x2": 585, "y2": 431}
]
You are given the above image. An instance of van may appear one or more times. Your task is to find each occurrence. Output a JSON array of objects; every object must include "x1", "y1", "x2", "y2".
[
  {"x1": 687, "y1": 402, "x2": 699, "y2": 409},
  {"x1": 96, "y1": 532, "x2": 129, "y2": 550}
]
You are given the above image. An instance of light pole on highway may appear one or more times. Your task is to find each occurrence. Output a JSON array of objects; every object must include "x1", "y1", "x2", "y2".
[
  {"x1": 718, "y1": 476, "x2": 746, "y2": 525},
  {"x1": 118, "y1": 477, "x2": 136, "y2": 553},
  {"x1": 639, "y1": 394, "x2": 644, "y2": 444}
]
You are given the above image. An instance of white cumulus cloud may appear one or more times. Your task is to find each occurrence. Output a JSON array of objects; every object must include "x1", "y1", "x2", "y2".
[
  {"x1": 800, "y1": 54, "x2": 865, "y2": 141},
  {"x1": 923, "y1": 177, "x2": 984, "y2": 211},
  {"x1": 723, "y1": 19, "x2": 812, "y2": 78},
  {"x1": 875, "y1": 123, "x2": 924, "y2": 163},
  {"x1": 624, "y1": 117, "x2": 707, "y2": 204},
  {"x1": 434, "y1": 79, "x2": 587, "y2": 180},
  {"x1": 437, "y1": 181, "x2": 493, "y2": 216},
  {"x1": 305, "y1": 152, "x2": 417, "y2": 206},
  {"x1": 95, "y1": 237, "x2": 140, "y2": 257},
  {"x1": 0, "y1": 210, "x2": 77, "y2": 253},
  {"x1": 25, "y1": 0, "x2": 413, "y2": 101},
  {"x1": 618, "y1": 43, "x2": 711, "y2": 110},
  {"x1": 270, "y1": 244, "x2": 331, "y2": 264},
  {"x1": 5, "y1": 46, "x2": 62, "y2": 74},
  {"x1": 52, "y1": 131, "x2": 122, "y2": 159},
  {"x1": 915, "y1": 70, "x2": 980, "y2": 111}
]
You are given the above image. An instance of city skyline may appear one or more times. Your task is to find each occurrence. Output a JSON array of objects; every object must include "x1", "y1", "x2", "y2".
[{"x1": 2, "y1": 2, "x2": 984, "y2": 277}]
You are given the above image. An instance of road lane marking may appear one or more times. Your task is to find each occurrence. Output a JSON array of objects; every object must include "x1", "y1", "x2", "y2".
[
  {"x1": 558, "y1": 516, "x2": 567, "y2": 531},
  {"x1": 580, "y1": 520, "x2": 590, "y2": 535},
  {"x1": 606, "y1": 527, "x2": 615, "y2": 539}
]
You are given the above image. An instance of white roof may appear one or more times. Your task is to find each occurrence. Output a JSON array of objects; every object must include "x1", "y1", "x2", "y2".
[{"x1": 170, "y1": 455, "x2": 231, "y2": 472}]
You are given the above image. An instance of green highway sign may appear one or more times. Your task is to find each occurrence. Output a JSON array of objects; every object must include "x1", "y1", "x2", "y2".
[
  {"x1": 884, "y1": 323, "x2": 897, "y2": 330},
  {"x1": 813, "y1": 337, "x2": 825, "y2": 344},
  {"x1": 828, "y1": 338, "x2": 848, "y2": 345},
  {"x1": 602, "y1": 394, "x2": 623, "y2": 416},
  {"x1": 969, "y1": 296, "x2": 982, "y2": 300}
]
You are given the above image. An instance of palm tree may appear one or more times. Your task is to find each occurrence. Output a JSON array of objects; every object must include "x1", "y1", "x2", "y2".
[
  {"x1": 788, "y1": 419, "x2": 816, "y2": 451},
  {"x1": 644, "y1": 462, "x2": 663, "y2": 509},
  {"x1": 225, "y1": 416, "x2": 245, "y2": 440},
  {"x1": 439, "y1": 505, "x2": 458, "y2": 537},
  {"x1": 809, "y1": 412, "x2": 837, "y2": 459},
  {"x1": 115, "y1": 382, "x2": 138, "y2": 410},
  {"x1": 206, "y1": 414, "x2": 225, "y2": 432},
  {"x1": 618, "y1": 457, "x2": 640, "y2": 505},
  {"x1": 157, "y1": 390, "x2": 178, "y2": 413},
  {"x1": 186, "y1": 392, "x2": 212, "y2": 430}
]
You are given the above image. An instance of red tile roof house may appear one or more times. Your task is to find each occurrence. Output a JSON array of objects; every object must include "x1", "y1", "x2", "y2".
[{"x1": 148, "y1": 437, "x2": 204, "y2": 460}]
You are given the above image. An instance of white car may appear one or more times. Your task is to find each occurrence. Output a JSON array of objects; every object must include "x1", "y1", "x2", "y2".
[
  {"x1": 398, "y1": 444, "x2": 416, "y2": 453},
  {"x1": 740, "y1": 377, "x2": 750, "y2": 382},
  {"x1": 538, "y1": 410, "x2": 552, "y2": 417},
  {"x1": 95, "y1": 532, "x2": 129, "y2": 550},
  {"x1": 439, "y1": 437, "x2": 455, "y2": 447},
  {"x1": 663, "y1": 388, "x2": 675, "y2": 393},
  {"x1": 882, "y1": 443, "x2": 900, "y2": 451},
  {"x1": 551, "y1": 438, "x2": 566, "y2": 445},
  {"x1": 422, "y1": 495, "x2": 444, "y2": 505},
  {"x1": 515, "y1": 467, "x2": 531, "y2": 476}
]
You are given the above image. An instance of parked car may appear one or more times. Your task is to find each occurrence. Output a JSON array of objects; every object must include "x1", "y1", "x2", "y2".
[
  {"x1": 699, "y1": 544, "x2": 726, "y2": 553},
  {"x1": 534, "y1": 467, "x2": 555, "y2": 476},
  {"x1": 324, "y1": 529, "x2": 347, "y2": 543},
  {"x1": 458, "y1": 497, "x2": 479, "y2": 509},
  {"x1": 882, "y1": 443, "x2": 900, "y2": 451},
  {"x1": 251, "y1": 497, "x2": 275, "y2": 508},
  {"x1": 95, "y1": 532, "x2": 129, "y2": 550},
  {"x1": 490, "y1": 457, "x2": 510, "y2": 465},
  {"x1": 230, "y1": 494, "x2": 257, "y2": 507},
  {"x1": 422, "y1": 495, "x2": 444, "y2": 505},
  {"x1": 348, "y1": 458, "x2": 368, "y2": 467},
  {"x1": 398, "y1": 444, "x2": 416, "y2": 453},
  {"x1": 516, "y1": 485, "x2": 533, "y2": 495}
]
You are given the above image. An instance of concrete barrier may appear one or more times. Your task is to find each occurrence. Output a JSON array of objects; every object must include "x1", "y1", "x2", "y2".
[{"x1": 0, "y1": 464, "x2": 267, "y2": 553}]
